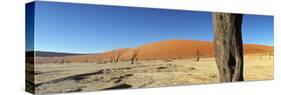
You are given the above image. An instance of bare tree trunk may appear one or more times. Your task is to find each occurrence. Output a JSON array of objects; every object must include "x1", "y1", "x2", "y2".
[
  {"x1": 115, "y1": 52, "x2": 121, "y2": 63},
  {"x1": 195, "y1": 48, "x2": 203, "y2": 61},
  {"x1": 110, "y1": 56, "x2": 114, "y2": 63},
  {"x1": 212, "y1": 13, "x2": 244, "y2": 82},
  {"x1": 130, "y1": 49, "x2": 140, "y2": 64},
  {"x1": 196, "y1": 57, "x2": 200, "y2": 61}
]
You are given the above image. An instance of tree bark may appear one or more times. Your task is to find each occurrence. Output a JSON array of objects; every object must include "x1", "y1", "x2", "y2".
[{"x1": 212, "y1": 13, "x2": 244, "y2": 82}]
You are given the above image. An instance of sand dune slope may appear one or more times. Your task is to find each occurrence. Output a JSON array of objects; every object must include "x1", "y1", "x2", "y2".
[
  {"x1": 35, "y1": 40, "x2": 273, "y2": 63},
  {"x1": 120, "y1": 40, "x2": 273, "y2": 60}
]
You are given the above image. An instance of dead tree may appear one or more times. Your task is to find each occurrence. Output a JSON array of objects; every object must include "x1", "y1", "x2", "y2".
[
  {"x1": 60, "y1": 59, "x2": 65, "y2": 64},
  {"x1": 269, "y1": 52, "x2": 274, "y2": 56},
  {"x1": 115, "y1": 52, "x2": 121, "y2": 63},
  {"x1": 83, "y1": 59, "x2": 88, "y2": 63},
  {"x1": 269, "y1": 52, "x2": 274, "y2": 59},
  {"x1": 130, "y1": 49, "x2": 140, "y2": 64},
  {"x1": 212, "y1": 13, "x2": 244, "y2": 82},
  {"x1": 195, "y1": 48, "x2": 203, "y2": 61},
  {"x1": 110, "y1": 56, "x2": 114, "y2": 63}
]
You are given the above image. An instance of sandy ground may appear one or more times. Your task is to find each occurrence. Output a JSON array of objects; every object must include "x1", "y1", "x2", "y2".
[{"x1": 31, "y1": 55, "x2": 273, "y2": 94}]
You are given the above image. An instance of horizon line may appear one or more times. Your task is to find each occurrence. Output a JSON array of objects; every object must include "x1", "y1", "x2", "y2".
[{"x1": 29, "y1": 39, "x2": 273, "y2": 54}]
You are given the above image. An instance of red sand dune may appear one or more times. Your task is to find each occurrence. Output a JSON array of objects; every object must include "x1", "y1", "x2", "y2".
[
  {"x1": 35, "y1": 40, "x2": 273, "y2": 63},
  {"x1": 120, "y1": 40, "x2": 273, "y2": 60}
]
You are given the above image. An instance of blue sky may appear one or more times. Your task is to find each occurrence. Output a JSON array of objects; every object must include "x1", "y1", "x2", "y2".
[{"x1": 29, "y1": 1, "x2": 273, "y2": 53}]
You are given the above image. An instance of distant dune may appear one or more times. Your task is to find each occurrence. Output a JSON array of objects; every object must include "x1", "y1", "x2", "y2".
[
  {"x1": 26, "y1": 51, "x2": 86, "y2": 57},
  {"x1": 33, "y1": 40, "x2": 273, "y2": 63}
]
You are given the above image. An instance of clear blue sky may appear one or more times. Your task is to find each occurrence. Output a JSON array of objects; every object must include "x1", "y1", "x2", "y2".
[{"x1": 29, "y1": 1, "x2": 273, "y2": 53}]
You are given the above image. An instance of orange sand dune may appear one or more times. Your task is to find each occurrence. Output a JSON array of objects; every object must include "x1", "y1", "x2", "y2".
[
  {"x1": 35, "y1": 40, "x2": 273, "y2": 63},
  {"x1": 120, "y1": 40, "x2": 273, "y2": 60}
]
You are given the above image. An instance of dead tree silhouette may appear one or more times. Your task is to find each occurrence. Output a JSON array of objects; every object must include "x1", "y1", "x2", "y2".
[
  {"x1": 212, "y1": 13, "x2": 244, "y2": 82},
  {"x1": 60, "y1": 59, "x2": 65, "y2": 64},
  {"x1": 115, "y1": 52, "x2": 121, "y2": 63},
  {"x1": 130, "y1": 49, "x2": 140, "y2": 64},
  {"x1": 110, "y1": 56, "x2": 114, "y2": 63},
  {"x1": 195, "y1": 48, "x2": 203, "y2": 61}
]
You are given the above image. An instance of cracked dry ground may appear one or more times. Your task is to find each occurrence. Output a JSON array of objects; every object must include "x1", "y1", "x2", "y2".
[{"x1": 29, "y1": 56, "x2": 273, "y2": 94}]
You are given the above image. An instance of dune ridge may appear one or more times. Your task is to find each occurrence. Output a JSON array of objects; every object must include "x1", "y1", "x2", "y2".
[{"x1": 34, "y1": 40, "x2": 273, "y2": 63}]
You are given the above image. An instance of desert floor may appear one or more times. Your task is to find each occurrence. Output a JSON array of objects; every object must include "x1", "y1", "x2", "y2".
[{"x1": 32, "y1": 55, "x2": 273, "y2": 94}]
